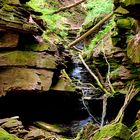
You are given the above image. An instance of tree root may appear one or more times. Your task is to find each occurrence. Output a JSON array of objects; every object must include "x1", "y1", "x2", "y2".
[
  {"x1": 79, "y1": 54, "x2": 112, "y2": 95},
  {"x1": 113, "y1": 82, "x2": 139, "y2": 124}
]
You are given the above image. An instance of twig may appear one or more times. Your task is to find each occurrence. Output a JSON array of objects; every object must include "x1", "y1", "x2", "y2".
[
  {"x1": 81, "y1": 90, "x2": 100, "y2": 124},
  {"x1": 95, "y1": 68, "x2": 107, "y2": 89},
  {"x1": 72, "y1": 46, "x2": 83, "y2": 52},
  {"x1": 101, "y1": 40, "x2": 115, "y2": 94},
  {"x1": 52, "y1": 0, "x2": 86, "y2": 14},
  {"x1": 68, "y1": 12, "x2": 113, "y2": 47},
  {"x1": 79, "y1": 54, "x2": 111, "y2": 95}
]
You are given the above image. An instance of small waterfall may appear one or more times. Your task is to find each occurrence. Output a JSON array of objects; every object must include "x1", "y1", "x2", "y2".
[{"x1": 69, "y1": 57, "x2": 101, "y2": 125}]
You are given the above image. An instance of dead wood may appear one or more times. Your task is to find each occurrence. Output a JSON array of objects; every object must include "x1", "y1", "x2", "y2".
[
  {"x1": 68, "y1": 12, "x2": 113, "y2": 48},
  {"x1": 79, "y1": 54, "x2": 112, "y2": 95},
  {"x1": 113, "y1": 82, "x2": 139, "y2": 124},
  {"x1": 95, "y1": 68, "x2": 107, "y2": 89},
  {"x1": 52, "y1": 0, "x2": 86, "y2": 14},
  {"x1": 0, "y1": 116, "x2": 19, "y2": 125}
]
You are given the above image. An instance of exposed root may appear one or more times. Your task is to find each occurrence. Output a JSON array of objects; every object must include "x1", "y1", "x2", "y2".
[
  {"x1": 113, "y1": 82, "x2": 139, "y2": 124},
  {"x1": 79, "y1": 54, "x2": 112, "y2": 95}
]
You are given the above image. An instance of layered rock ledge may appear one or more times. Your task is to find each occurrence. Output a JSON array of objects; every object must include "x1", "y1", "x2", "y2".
[{"x1": 0, "y1": 0, "x2": 76, "y2": 97}]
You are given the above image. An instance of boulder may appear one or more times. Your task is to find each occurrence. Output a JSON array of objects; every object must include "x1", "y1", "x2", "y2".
[
  {"x1": 24, "y1": 128, "x2": 45, "y2": 140},
  {"x1": 0, "y1": 68, "x2": 54, "y2": 96},
  {"x1": 92, "y1": 123, "x2": 131, "y2": 140},
  {"x1": 1, "y1": 119, "x2": 22, "y2": 129},
  {"x1": 120, "y1": 0, "x2": 138, "y2": 7},
  {"x1": 114, "y1": 6, "x2": 129, "y2": 15},
  {"x1": 116, "y1": 17, "x2": 134, "y2": 29},
  {"x1": 127, "y1": 32, "x2": 140, "y2": 63}
]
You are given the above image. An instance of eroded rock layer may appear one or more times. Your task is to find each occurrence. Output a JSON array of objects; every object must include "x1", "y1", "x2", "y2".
[{"x1": 0, "y1": 0, "x2": 75, "y2": 97}]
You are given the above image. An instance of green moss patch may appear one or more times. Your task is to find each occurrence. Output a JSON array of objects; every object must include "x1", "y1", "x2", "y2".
[
  {"x1": 93, "y1": 123, "x2": 131, "y2": 140},
  {"x1": 0, "y1": 128, "x2": 20, "y2": 140}
]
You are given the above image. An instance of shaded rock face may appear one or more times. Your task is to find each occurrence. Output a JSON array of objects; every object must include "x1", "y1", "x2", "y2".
[
  {"x1": 0, "y1": 0, "x2": 43, "y2": 35},
  {"x1": 0, "y1": 31, "x2": 19, "y2": 49},
  {"x1": 110, "y1": 0, "x2": 140, "y2": 91},
  {"x1": 0, "y1": 0, "x2": 75, "y2": 97},
  {"x1": 0, "y1": 68, "x2": 54, "y2": 96},
  {"x1": 112, "y1": 0, "x2": 140, "y2": 63}
]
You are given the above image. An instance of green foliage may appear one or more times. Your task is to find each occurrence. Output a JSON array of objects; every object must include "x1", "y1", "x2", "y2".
[
  {"x1": 83, "y1": 19, "x2": 115, "y2": 59},
  {"x1": 27, "y1": 0, "x2": 68, "y2": 39},
  {"x1": 88, "y1": 19, "x2": 114, "y2": 50},
  {"x1": 83, "y1": 0, "x2": 113, "y2": 29},
  {"x1": 82, "y1": 0, "x2": 114, "y2": 59},
  {"x1": 93, "y1": 123, "x2": 131, "y2": 140}
]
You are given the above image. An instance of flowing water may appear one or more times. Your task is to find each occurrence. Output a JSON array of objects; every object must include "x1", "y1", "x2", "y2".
[{"x1": 68, "y1": 55, "x2": 103, "y2": 125}]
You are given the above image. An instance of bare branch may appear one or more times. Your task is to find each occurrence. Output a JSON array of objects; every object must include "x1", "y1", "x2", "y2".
[
  {"x1": 79, "y1": 54, "x2": 112, "y2": 95},
  {"x1": 68, "y1": 12, "x2": 113, "y2": 47},
  {"x1": 52, "y1": 0, "x2": 86, "y2": 14},
  {"x1": 101, "y1": 40, "x2": 115, "y2": 94}
]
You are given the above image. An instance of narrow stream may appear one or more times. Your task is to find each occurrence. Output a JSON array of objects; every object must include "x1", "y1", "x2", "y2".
[{"x1": 68, "y1": 55, "x2": 103, "y2": 125}]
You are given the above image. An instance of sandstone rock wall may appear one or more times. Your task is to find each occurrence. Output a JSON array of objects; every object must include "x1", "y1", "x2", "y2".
[{"x1": 0, "y1": 0, "x2": 75, "y2": 96}]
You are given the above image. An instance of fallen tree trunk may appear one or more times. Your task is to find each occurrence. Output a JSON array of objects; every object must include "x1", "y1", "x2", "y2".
[
  {"x1": 52, "y1": 0, "x2": 86, "y2": 14},
  {"x1": 68, "y1": 12, "x2": 113, "y2": 47}
]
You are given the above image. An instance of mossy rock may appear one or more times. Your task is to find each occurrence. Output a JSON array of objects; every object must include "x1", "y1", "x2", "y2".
[
  {"x1": 130, "y1": 130, "x2": 140, "y2": 140},
  {"x1": 120, "y1": 0, "x2": 140, "y2": 7},
  {"x1": 135, "y1": 119, "x2": 140, "y2": 130},
  {"x1": 116, "y1": 17, "x2": 134, "y2": 29},
  {"x1": 0, "y1": 128, "x2": 20, "y2": 140},
  {"x1": 51, "y1": 70, "x2": 76, "y2": 92},
  {"x1": 4, "y1": 0, "x2": 20, "y2": 4},
  {"x1": 114, "y1": 6, "x2": 129, "y2": 14},
  {"x1": 112, "y1": 37, "x2": 121, "y2": 47},
  {"x1": 92, "y1": 123, "x2": 131, "y2": 140},
  {"x1": 127, "y1": 33, "x2": 140, "y2": 63},
  {"x1": 0, "y1": 51, "x2": 57, "y2": 69},
  {"x1": 74, "y1": 123, "x2": 99, "y2": 140},
  {"x1": 110, "y1": 65, "x2": 131, "y2": 80}
]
